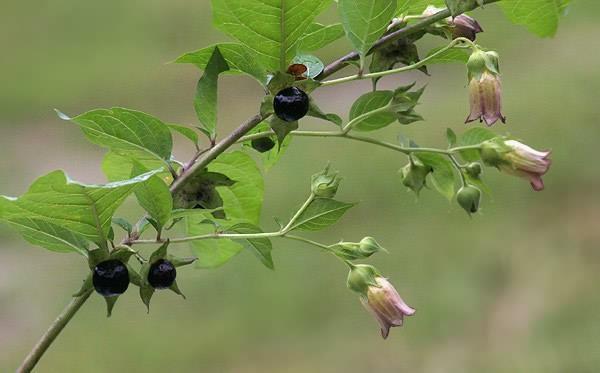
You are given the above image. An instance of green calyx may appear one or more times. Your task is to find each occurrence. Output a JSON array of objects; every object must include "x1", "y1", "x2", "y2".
[
  {"x1": 329, "y1": 237, "x2": 386, "y2": 261},
  {"x1": 311, "y1": 164, "x2": 342, "y2": 198},
  {"x1": 400, "y1": 158, "x2": 432, "y2": 195},
  {"x1": 479, "y1": 138, "x2": 511, "y2": 168},
  {"x1": 467, "y1": 49, "x2": 500, "y2": 80},
  {"x1": 346, "y1": 264, "x2": 380, "y2": 295}
]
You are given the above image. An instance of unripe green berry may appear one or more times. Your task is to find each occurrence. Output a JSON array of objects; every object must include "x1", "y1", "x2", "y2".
[{"x1": 456, "y1": 186, "x2": 481, "y2": 215}]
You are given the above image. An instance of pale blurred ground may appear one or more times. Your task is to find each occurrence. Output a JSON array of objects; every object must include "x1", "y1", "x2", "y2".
[{"x1": 1, "y1": 1, "x2": 599, "y2": 372}]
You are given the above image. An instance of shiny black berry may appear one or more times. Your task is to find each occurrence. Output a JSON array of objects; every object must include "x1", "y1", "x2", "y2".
[
  {"x1": 93, "y1": 259, "x2": 130, "y2": 297},
  {"x1": 148, "y1": 259, "x2": 177, "y2": 289},
  {"x1": 251, "y1": 137, "x2": 276, "y2": 153},
  {"x1": 273, "y1": 87, "x2": 309, "y2": 122}
]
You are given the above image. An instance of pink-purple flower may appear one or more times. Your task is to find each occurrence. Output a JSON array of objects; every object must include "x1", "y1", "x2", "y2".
[
  {"x1": 347, "y1": 264, "x2": 415, "y2": 339},
  {"x1": 362, "y1": 277, "x2": 416, "y2": 339},
  {"x1": 499, "y1": 140, "x2": 552, "y2": 191},
  {"x1": 480, "y1": 139, "x2": 552, "y2": 191}
]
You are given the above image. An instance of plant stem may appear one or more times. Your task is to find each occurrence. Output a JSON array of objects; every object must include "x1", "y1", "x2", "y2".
[
  {"x1": 19, "y1": 0, "x2": 497, "y2": 369},
  {"x1": 319, "y1": 0, "x2": 499, "y2": 79},
  {"x1": 321, "y1": 37, "x2": 474, "y2": 87},
  {"x1": 17, "y1": 289, "x2": 93, "y2": 373}
]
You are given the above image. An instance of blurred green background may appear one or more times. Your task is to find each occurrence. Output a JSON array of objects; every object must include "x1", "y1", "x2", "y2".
[{"x1": 1, "y1": 1, "x2": 599, "y2": 372}]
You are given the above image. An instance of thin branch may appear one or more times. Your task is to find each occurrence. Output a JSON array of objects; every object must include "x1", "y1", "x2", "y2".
[
  {"x1": 17, "y1": 290, "x2": 93, "y2": 373},
  {"x1": 19, "y1": 1, "x2": 499, "y2": 370},
  {"x1": 319, "y1": 0, "x2": 500, "y2": 79}
]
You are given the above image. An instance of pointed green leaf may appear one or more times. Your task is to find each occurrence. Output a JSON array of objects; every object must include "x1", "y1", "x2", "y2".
[
  {"x1": 186, "y1": 215, "x2": 243, "y2": 268},
  {"x1": 291, "y1": 198, "x2": 355, "y2": 231},
  {"x1": 208, "y1": 151, "x2": 264, "y2": 224},
  {"x1": 175, "y1": 43, "x2": 268, "y2": 85},
  {"x1": 349, "y1": 91, "x2": 396, "y2": 131},
  {"x1": 398, "y1": 0, "x2": 445, "y2": 15},
  {"x1": 194, "y1": 47, "x2": 230, "y2": 140},
  {"x1": 0, "y1": 170, "x2": 159, "y2": 249},
  {"x1": 131, "y1": 163, "x2": 173, "y2": 229},
  {"x1": 212, "y1": 0, "x2": 333, "y2": 71},
  {"x1": 0, "y1": 213, "x2": 89, "y2": 256},
  {"x1": 459, "y1": 127, "x2": 496, "y2": 162},
  {"x1": 308, "y1": 99, "x2": 343, "y2": 127},
  {"x1": 298, "y1": 23, "x2": 346, "y2": 52},
  {"x1": 338, "y1": 0, "x2": 397, "y2": 69},
  {"x1": 59, "y1": 108, "x2": 173, "y2": 163},
  {"x1": 229, "y1": 223, "x2": 274, "y2": 269},
  {"x1": 101, "y1": 152, "x2": 168, "y2": 183},
  {"x1": 425, "y1": 46, "x2": 470, "y2": 64},
  {"x1": 416, "y1": 153, "x2": 457, "y2": 200},
  {"x1": 167, "y1": 124, "x2": 200, "y2": 149},
  {"x1": 500, "y1": 0, "x2": 563, "y2": 37}
]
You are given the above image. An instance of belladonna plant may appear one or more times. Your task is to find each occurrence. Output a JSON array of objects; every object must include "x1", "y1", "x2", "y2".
[{"x1": 0, "y1": 0, "x2": 570, "y2": 371}]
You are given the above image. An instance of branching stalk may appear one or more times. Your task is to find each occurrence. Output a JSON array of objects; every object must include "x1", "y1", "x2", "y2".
[{"x1": 19, "y1": 1, "x2": 497, "y2": 370}]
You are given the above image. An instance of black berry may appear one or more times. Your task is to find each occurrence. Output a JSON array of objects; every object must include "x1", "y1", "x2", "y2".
[
  {"x1": 273, "y1": 87, "x2": 309, "y2": 122},
  {"x1": 93, "y1": 259, "x2": 130, "y2": 297},
  {"x1": 148, "y1": 259, "x2": 177, "y2": 289},
  {"x1": 251, "y1": 137, "x2": 276, "y2": 153}
]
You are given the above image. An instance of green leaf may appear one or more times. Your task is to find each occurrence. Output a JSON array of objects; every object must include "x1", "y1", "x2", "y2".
[
  {"x1": 167, "y1": 124, "x2": 199, "y2": 149},
  {"x1": 0, "y1": 170, "x2": 159, "y2": 250},
  {"x1": 0, "y1": 215, "x2": 89, "y2": 256},
  {"x1": 101, "y1": 152, "x2": 168, "y2": 182},
  {"x1": 298, "y1": 23, "x2": 346, "y2": 52},
  {"x1": 186, "y1": 214, "x2": 243, "y2": 268},
  {"x1": 349, "y1": 91, "x2": 396, "y2": 131},
  {"x1": 338, "y1": 0, "x2": 397, "y2": 69},
  {"x1": 425, "y1": 46, "x2": 470, "y2": 64},
  {"x1": 445, "y1": 0, "x2": 480, "y2": 17},
  {"x1": 291, "y1": 54, "x2": 324, "y2": 79},
  {"x1": 308, "y1": 99, "x2": 343, "y2": 127},
  {"x1": 291, "y1": 198, "x2": 355, "y2": 231},
  {"x1": 194, "y1": 47, "x2": 230, "y2": 141},
  {"x1": 131, "y1": 163, "x2": 173, "y2": 229},
  {"x1": 459, "y1": 127, "x2": 496, "y2": 161},
  {"x1": 244, "y1": 122, "x2": 291, "y2": 170},
  {"x1": 415, "y1": 153, "x2": 457, "y2": 200},
  {"x1": 229, "y1": 223, "x2": 274, "y2": 269},
  {"x1": 269, "y1": 116, "x2": 299, "y2": 148},
  {"x1": 175, "y1": 43, "x2": 268, "y2": 85},
  {"x1": 212, "y1": 0, "x2": 332, "y2": 71},
  {"x1": 499, "y1": 0, "x2": 562, "y2": 37},
  {"x1": 446, "y1": 128, "x2": 458, "y2": 147},
  {"x1": 208, "y1": 151, "x2": 264, "y2": 224},
  {"x1": 370, "y1": 38, "x2": 427, "y2": 89},
  {"x1": 398, "y1": 0, "x2": 445, "y2": 15},
  {"x1": 59, "y1": 108, "x2": 173, "y2": 163}
]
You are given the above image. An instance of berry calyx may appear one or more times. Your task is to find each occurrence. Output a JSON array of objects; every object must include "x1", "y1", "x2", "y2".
[
  {"x1": 273, "y1": 87, "x2": 309, "y2": 122},
  {"x1": 93, "y1": 259, "x2": 130, "y2": 297},
  {"x1": 251, "y1": 137, "x2": 276, "y2": 153},
  {"x1": 148, "y1": 259, "x2": 177, "y2": 289}
]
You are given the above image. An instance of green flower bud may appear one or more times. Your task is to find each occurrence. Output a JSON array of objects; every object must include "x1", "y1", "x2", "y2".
[
  {"x1": 465, "y1": 163, "x2": 482, "y2": 178},
  {"x1": 456, "y1": 185, "x2": 482, "y2": 215},
  {"x1": 330, "y1": 237, "x2": 386, "y2": 261},
  {"x1": 400, "y1": 159, "x2": 431, "y2": 195},
  {"x1": 311, "y1": 164, "x2": 341, "y2": 198},
  {"x1": 347, "y1": 264, "x2": 379, "y2": 295}
]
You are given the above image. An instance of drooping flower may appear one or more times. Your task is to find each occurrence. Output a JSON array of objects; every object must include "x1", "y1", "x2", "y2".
[
  {"x1": 500, "y1": 140, "x2": 552, "y2": 191},
  {"x1": 465, "y1": 50, "x2": 506, "y2": 126},
  {"x1": 452, "y1": 14, "x2": 484, "y2": 41},
  {"x1": 347, "y1": 265, "x2": 415, "y2": 339},
  {"x1": 480, "y1": 139, "x2": 552, "y2": 191},
  {"x1": 421, "y1": 6, "x2": 483, "y2": 41}
]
